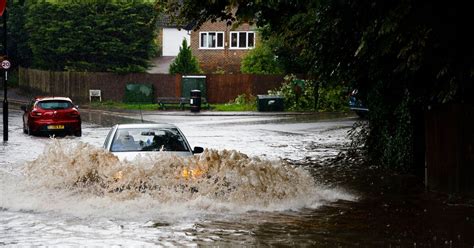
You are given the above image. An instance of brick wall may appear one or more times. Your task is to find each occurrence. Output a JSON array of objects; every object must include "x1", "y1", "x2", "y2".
[
  {"x1": 190, "y1": 21, "x2": 255, "y2": 74},
  {"x1": 156, "y1": 27, "x2": 164, "y2": 56}
]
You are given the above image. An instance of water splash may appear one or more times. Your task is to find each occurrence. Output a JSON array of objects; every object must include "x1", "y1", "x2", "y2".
[{"x1": 1, "y1": 140, "x2": 356, "y2": 218}]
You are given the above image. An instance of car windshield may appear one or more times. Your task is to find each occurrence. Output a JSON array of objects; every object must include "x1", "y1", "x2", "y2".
[
  {"x1": 38, "y1": 100, "x2": 73, "y2": 110},
  {"x1": 111, "y1": 127, "x2": 189, "y2": 152}
]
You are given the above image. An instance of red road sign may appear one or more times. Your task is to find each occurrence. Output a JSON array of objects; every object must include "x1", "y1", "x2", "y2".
[{"x1": 0, "y1": 0, "x2": 6, "y2": 17}]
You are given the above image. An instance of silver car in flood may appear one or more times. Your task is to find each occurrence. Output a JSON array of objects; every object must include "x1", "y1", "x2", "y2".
[{"x1": 103, "y1": 123, "x2": 203, "y2": 161}]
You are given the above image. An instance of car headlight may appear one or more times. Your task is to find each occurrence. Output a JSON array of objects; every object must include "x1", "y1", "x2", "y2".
[
  {"x1": 181, "y1": 168, "x2": 204, "y2": 179},
  {"x1": 113, "y1": 170, "x2": 123, "y2": 180}
]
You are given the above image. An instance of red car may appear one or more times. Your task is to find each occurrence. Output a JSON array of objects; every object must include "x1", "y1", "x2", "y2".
[{"x1": 21, "y1": 97, "x2": 82, "y2": 137}]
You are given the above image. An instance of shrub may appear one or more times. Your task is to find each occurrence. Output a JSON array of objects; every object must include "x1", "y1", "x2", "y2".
[
  {"x1": 269, "y1": 75, "x2": 348, "y2": 112},
  {"x1": 24, "y1": 1, "x2": 158, "y2": 72},
  {"x1": 240, "y1": 43, "x2": 283, "y2": 74},
  {"x1": 212, "y1": 94, "x2": 256, "y2": 111},
  {"x1": 169, "y1": 39, "x2": 202, "y2": 75}
]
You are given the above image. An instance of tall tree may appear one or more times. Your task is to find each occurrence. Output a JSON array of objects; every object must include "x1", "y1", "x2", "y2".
[
  {"x1": 0, "y1": 0, "x2": 31, "y2": 68},
  {"x1": 23, "y1": 1, "x2": 158, "y2": 72}
]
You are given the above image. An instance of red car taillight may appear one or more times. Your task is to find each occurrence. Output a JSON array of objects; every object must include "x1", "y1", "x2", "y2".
[
  {"x1": 68, "y1": 110, "x2": 80, "y2": 118},
  {"x1": 30, "y1": 110, "x2": 42, "y2": 117}
]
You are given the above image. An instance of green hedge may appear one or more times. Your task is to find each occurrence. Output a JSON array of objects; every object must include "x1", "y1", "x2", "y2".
[
  {"x1": 268, "y1": 75, "x2": 348, "y2": 112},
  {"x1": 23, "y1": 1, "x2": 158, "y2": 72}
]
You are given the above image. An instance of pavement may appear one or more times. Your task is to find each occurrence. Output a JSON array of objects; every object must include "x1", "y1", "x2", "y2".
[{"x1": 3, "y1": 87, "x2": 31, "y2": 105}]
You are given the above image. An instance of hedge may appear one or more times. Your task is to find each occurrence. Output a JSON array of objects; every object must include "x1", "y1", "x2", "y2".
[{"x1": 22, "y1": 1, "x2": 158, "y2": 72}]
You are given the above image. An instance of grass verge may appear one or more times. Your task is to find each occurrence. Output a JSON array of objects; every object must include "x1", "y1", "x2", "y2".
[
  {"x1": 211, "y1": 103, "x2": 256, "y2": 111},
  {"x1": 90, "y1": 101, "x2": 157, "y2": 111},
  {"x1": 89, "y1": 100, "x2": 257, "y2": 112}
]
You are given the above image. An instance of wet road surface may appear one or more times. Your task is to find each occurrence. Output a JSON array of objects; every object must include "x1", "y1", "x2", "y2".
[{"x1": 1, "y1": 106, "x2": 473, "y2": 247}]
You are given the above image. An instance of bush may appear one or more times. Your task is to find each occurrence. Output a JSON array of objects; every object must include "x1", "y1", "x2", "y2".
[
  {"x1": 365, "y1": 83, "x2": 415, "y2": 172},
  {"x1": 241, "y1": 42, "x2": 283, "y2": 74},
  {"x1": 317, "y1": 85, "x2": 349, "y2": 112},
  {"x1": 169, "y1": 39, "x2": 202, "y2": 75},
  {"x1": 24, "y1": 1, "x2": 158, "y2": 72},
  {"x1": 212, "y1": 94, "x2": 256, "y2": 111},
  {"x1": 7, "y1": 70, "x2": 19, "y2": 87},
  {"x1": 269, "y1": 75, "x2": 348, "y2": 112}
]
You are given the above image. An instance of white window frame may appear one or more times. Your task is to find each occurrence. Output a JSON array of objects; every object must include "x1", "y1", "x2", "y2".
[
  {"x1": 199, "y1": 32, "x2": 225, "y2": 49},
  {"x1": 229, "y1": 31, "x2": 256, "y2": 49}
]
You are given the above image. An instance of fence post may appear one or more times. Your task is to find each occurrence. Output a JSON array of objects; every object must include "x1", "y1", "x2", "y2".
[{"x1": 175, "y1": 74, "x2": 181, "y2": 98}]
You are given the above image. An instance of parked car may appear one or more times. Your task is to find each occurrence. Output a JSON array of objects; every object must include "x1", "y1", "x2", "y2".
[
  {"x1": 103, "y1": 123, "x2": 204, "y2": 161},
  {"x1": 348, "y1": 89, "x2": 369, "y2": 117},
  {"x1": 21, "y1": 97, "x2": 82, "y2": 137}
]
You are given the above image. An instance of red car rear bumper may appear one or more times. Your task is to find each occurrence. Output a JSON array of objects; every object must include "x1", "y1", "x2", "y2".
[{"x1": 29, "y1": 118, "x2": 81, "y2": 133}]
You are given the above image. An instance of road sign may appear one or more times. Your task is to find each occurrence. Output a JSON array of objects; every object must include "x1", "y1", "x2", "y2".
[{"x1": 1, "y1": 59, "x2": 10, "y2": 69}]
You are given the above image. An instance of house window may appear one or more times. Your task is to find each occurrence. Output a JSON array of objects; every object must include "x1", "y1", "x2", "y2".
[
  {"x1": 199, "y1": 32, "x2": 224, "y2": 49},
  {"x1": 230, "y1": 31, "x2": 256, "y2": 49}
]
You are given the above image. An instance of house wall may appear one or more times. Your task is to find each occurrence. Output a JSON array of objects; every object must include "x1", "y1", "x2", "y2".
[
  {"x1": 190, "y1": 22, "x2": 255, "y2": 74},
  {"x1": 162, "y1": 28, "x2": 190, "y2": 56}
]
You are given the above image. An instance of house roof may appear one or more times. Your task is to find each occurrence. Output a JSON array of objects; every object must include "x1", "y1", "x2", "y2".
[{"x1": 156, "y1": 14, "x2": 195, "y2": 31}]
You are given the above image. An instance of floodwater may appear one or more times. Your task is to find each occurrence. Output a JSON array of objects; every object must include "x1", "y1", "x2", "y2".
[{"x1": 1, "y1": 107, "x2": 473, "y2": 247}]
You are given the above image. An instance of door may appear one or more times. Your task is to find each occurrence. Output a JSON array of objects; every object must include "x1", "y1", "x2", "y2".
[{"x1": 162, "y1": 28, "x2": 190, "y2": 56}]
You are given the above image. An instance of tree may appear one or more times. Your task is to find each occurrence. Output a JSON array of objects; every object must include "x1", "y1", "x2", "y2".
[
  {"x1": 13, "y1": 1, "x2": 158, "y2": 72},
  {"x1": 0, "y1": 0, "x2": 32, "y2": 68},
  {"x1": 157, "y1": 0, "x2": 474, "y2": 174},
  {"x1": 169, "y1": 39, "x2": 202, "y2": 75},
  {"x1": 240, "y1": 41, "x2": 283, "y2": 74}
]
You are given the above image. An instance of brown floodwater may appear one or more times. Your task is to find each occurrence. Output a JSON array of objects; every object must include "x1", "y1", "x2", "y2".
[{"x1": 0, "y1": 107, "x2": 473, "y2": 247}]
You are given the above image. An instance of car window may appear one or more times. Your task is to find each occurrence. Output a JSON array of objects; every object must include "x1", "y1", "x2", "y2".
[
  {"x1": 37, "y1": 100, "x2": 73, "y2": 110},
  {"x1": 103, "y1": 126, "x2": 116, "y2": 149},
  {"x1": 111, "y1": 128, "x2": 189, "y2": 152}
]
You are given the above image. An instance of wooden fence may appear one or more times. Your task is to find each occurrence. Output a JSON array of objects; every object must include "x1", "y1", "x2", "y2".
[
  {"x1": 18, "y1": 67, "x2": 284, "y2": 104},
  {"x1": 425, "y1": 104, "x2": 474, "y2": 196}
]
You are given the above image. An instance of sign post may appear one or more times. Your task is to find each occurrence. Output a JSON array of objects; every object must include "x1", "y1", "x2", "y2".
[{"x1": 1, "y1": 0, "x2": 7, "y2": 142}]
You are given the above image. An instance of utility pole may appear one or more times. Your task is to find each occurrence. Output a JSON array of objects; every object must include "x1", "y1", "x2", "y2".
[{"x1": 1, "y1": 0, "x2": 7, "y2": 142}]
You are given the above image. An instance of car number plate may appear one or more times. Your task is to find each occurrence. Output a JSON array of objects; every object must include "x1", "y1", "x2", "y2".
[{"x1": 47, "y1": 125, "x2": 65, "y2": 130}]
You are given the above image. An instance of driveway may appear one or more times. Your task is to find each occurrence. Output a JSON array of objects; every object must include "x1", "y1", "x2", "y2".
[{"x1": 147, "y1": 56, "x2": 175, "y2": 74}]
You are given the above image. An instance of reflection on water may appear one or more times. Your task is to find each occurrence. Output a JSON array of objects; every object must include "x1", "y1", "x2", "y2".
[{"x1": 82, "y1": 110, "x2": 151, "y2": 127}]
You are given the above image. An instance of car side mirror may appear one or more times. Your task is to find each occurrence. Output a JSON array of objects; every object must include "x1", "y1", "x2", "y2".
[
  {"x1": 193, "y1": 146, "x2": 204, "y2": 154},
  {"x1": 75, "y1": 105, "x2": 79, "y2": 109},
  {"x1": 20, "y1": 105, "x2": 27, "y2": 112}
]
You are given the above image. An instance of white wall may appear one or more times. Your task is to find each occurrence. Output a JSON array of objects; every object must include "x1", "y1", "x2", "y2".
[{"x1": 162, "y1": 28, "x2": 190, "y2": 56}]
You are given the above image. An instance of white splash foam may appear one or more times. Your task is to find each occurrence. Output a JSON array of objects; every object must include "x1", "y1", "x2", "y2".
[{"x1": 0, "y1": 140, "x2": 357, "y2": 219}]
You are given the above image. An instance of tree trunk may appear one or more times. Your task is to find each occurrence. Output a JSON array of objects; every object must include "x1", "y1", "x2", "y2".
[{"x1": 313, "y1": 80, "x2": 320, "y2": 110}]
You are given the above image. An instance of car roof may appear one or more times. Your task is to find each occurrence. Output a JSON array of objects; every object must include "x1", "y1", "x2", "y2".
[
  {"x1": 115, "y1": 123, "x2": 179, "y2": 129},
  {"x1": 35, "y1": 96, "x2": 73, "y2": 102}
]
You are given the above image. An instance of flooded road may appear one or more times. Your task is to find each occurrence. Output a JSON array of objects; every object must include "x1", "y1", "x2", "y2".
[{"x1": 1, "y1": 107, "x2": 473, "y2": 247}]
